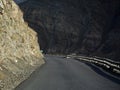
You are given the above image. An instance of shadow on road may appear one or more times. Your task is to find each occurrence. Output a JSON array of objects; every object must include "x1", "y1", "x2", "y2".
[{"x1": 85, "y1": 63, "x2": 120, "y2": 84}]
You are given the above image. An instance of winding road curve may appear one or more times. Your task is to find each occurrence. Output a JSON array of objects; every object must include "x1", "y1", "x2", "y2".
[{"x1": 15, "y1": 55, "x2": 120, "y2": 90}]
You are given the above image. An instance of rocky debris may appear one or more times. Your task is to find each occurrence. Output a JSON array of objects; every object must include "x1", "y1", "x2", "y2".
[
  {"x1": 19, "y1": 0, "x2": 120, "y2": 62},
  {"x1": 0, "y1": 0, "x2": 44, "y2": 90}
]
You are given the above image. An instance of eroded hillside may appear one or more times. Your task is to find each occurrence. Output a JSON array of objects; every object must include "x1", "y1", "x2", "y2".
[
  {"x1": 19, "y1": 0, "x2": 120, "y2": 61},
  {"x1": 0, "y1": 0, "x2": 44, "y2": 90}
]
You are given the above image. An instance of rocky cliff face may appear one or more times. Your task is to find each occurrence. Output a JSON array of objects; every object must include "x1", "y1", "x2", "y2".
[
  {"x1": 0, "y1": 0, "x2": 44, "y2": 89},
  {"x1": 19, "y1": 0, "x2": 120, "y2": 61}
]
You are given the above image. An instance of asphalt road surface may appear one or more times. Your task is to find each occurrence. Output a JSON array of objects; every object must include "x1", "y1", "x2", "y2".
[{"x1": 15, "y1": 55, "x2": 120, "y2": 90}]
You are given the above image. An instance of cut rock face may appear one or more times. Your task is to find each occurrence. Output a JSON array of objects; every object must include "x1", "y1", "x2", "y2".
[{"x1": 0, "y1": 0, "x2": 44, "y2": 90}]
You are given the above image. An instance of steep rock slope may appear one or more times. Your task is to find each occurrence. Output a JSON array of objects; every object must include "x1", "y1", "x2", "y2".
[
  {"x1": 0, "y1": 0, "x2": 44, "y2": 90},
  {"x1": 20, "y1": 0, "x2": 120, "y2": 61}
]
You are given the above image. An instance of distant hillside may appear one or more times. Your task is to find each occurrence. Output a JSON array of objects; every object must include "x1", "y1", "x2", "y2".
[{"x1": 19, "y1": 0, "x2": 120, "y2": 61}]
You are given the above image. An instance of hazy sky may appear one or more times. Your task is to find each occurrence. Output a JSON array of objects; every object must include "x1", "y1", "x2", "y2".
[{"x1": 14, "y1": 0, "x2": 28, "y2": 4}]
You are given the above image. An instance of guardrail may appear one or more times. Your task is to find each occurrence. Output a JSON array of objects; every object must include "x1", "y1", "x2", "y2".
[{"x1": 67, "y1": 55, "x2": 120, "y2": 75}]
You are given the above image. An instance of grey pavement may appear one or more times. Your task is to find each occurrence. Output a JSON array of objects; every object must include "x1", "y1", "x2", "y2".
[{"x1": 15, "y1": 55, "x2": 120, "y2": 90}]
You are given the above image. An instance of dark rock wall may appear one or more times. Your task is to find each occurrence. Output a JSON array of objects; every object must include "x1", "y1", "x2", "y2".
[{"x1": 19, "y1": 0, "x2": 120, "y2": 61}]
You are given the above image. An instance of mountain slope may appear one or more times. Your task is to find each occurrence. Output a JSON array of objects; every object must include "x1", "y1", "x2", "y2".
[{"x1": 19, "y1": 0, "x2": 120, "y2": 61}]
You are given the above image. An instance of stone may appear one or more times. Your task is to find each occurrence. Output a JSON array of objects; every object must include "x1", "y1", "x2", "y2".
[{"x1": 0, "y1": 0, "x2": 44, "y2": 90}]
